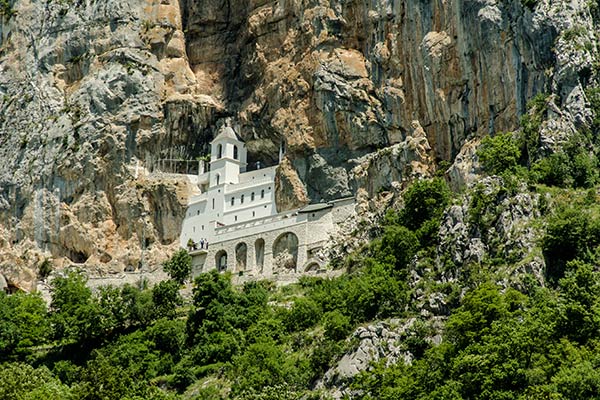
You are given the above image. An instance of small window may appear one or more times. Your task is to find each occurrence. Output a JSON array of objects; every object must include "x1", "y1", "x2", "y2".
[
  {"x1": 251, "y1": 192, "x2": 255, "y2": 201},
  {"x1": 231, "y1": 197, "x2": 235, "y2": 206},
  {"x1": 202, "y1": 225, "x2": 204, "y2": 230},
  {"x1": 212, "y1": 198, "x2": 215, "y2": 209},
  {"x1": 216, "y1": 175, "x2": 220, "y2": 185},
  {"x1": 233, "y1": 145, "x2": 239, "y2": 160},
  {"x1": 261, "y1": 189, "x2": 265, "y2": 199},
  {"x1": 252, "y1": 211, "x2": 255, "y2": 217},
  {"x1": 193, "y1": 227, "x2": 195, "y2": 232},
  {"x1": 235, "y1": 216, "x2": 238, "y2": 221},
  {"x1": 197, "y1": 210, "x2": 200, "y2": 215},
  {"x1": 241, "y1": 194, "x2": 245, "y2": 204},
  {"x1": 217, "y1": 144, "x2": 222, "y2": 158}
]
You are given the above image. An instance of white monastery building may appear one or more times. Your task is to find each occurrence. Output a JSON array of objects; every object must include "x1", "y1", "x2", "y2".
[{"x1": 179, "y1": 126, "x2": 354, "y2": 278}]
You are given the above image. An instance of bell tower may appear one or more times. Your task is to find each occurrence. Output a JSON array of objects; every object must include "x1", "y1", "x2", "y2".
[{"x1": 209, "y1": 126, "x2": 247, "y2": 187}]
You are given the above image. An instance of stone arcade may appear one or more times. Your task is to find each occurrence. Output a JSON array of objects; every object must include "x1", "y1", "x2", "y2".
[{"x1": 179, "y1": 126, "x2": 354, "y2": 279}]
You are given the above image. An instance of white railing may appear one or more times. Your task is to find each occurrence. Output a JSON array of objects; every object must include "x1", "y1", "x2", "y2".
[{"x1": 214, "y1": 210, "x2": 302, "y2": 236}]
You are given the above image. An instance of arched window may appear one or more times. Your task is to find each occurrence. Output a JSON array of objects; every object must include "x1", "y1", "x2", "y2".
[
  {"x1": 233, "y1": 145, "x2": 239, "y2": 160},
  {"x1": 241, "y1": 194, "x2": 244, "y2": 204},
  {"x1": 235, "y1": 242, "x2": 247, "y2": 272},
  {"x1": 261, "y1": 189, "x2": 265, "y2": 199},
  {"x1": 215, "y1": 250, "x2": 227, "y2": 272},
  {"x1": 255, "y1": 238, "x2": 265, "y2": 272},
  {"x1": 216, "y1": 174, "x2": 220, "y2": 186},
  {"x1": 231, "y1": 197, "x2": 235, "y2": 206},
  {"x1": 217, "y1": 144, "x2": 223, "y2": 158},
  {"x1": 272, "y1": 232, "x2": 299, "y2": 272},
  {"x1": 251, "y1": 192, "x2": 255, "y2": 201}
]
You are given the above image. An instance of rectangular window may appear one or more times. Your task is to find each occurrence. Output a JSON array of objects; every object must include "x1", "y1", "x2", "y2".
[
  {"x1": 241, "y1": 194, "x2": 245, "y2": 204},
  {"x1": 231, "y1": 197, "x2": 235, "y2": 206},
  {"x1": 251, "y1": 192, "x2": 255, "y2": 201},
  {"x1": 212, "y1": 198, "x2": 215, "y2": 209}
]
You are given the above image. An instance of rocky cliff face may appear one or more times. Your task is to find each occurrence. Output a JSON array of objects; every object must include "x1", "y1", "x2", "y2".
[{"x1": 0, "y1": 0, "x2": 598, "y2": 289}]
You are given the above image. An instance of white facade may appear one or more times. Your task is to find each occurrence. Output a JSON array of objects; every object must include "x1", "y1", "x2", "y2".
[
  {"x1": 180, "y1": 126, "x2": 278, "y2": 249},
  {"x1": 179, "y1": 126, "x2": 356, "y2": 278}
]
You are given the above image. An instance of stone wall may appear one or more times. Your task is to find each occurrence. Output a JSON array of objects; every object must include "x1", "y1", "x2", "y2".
[{"x1": 191, "y1": 199, "x2": 355, "y2": 279}]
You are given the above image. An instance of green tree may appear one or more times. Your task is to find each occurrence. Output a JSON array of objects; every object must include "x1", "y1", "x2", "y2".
[
  {"x1": 152, "y1": 280, "x2": 182, "y2": 319},
  {"x1": 542, "y1": 206, "x2": 600, "y2": 282},
  {"x1": 373, "y1": 225, "x2": 420, "y2": 271},
  {"x1": 231, "y1": 340, "x2": 288, "y2": 393},
  {"x1": 72, "y1": 352, "x2": 138, "y2": 400},
  {"x1": 322, "y1": 310, "x2": 351, "y2": 341},
  {"x1": 0, "y1": 292, "x2": 50, "y2": 358},
  {"x1": 556, "y1": 260, "x2": 600, "y2": 343},
  {"x1": 284, "y1": 297, "x2": 322, "y2": 332},
  {"x1": 0, "y1": 363, "x2": 71, "y2": 400},
  {"x1": 400, "y1": 178, "x2": 451, "y2": 232},
  {"x1": 163, "y1": 249, "x2": 192, "y2": 284},
  {"x1": 50, "y1": 271, "x2": 100, "y2": 342},
  {"x1": 477, "y1": 132, "x2": 521, "y2": 175}
]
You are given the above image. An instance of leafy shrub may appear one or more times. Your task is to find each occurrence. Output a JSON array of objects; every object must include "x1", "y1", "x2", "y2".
[
  {"x1": 543, "y1": 205, "x2": 600, "y2": 282},
  {"x1": 322, "y1": 310, "x2": 352, "y2": 341},
  {"x1": 477, "y1": 132, "x2": 521, "y2": 175},
  {"x1": 152, "y1": 280, "x2": 181, "y2": 319},
  {"x1": 0, "y1": 363, "x2": 71, "y2": 400},
  {"x1": 530, "y1": 134, "x2": 598, "y2": 188},
  {"x1": 556, "y1": 260, "x2": 600, "y2": 343},
  {"x1": 285, "y1": 297, "x2": 322, "y2": 332},
  {"x1": 400, "y1": 178, "x2": 451, "y2": 232},
  {"x1": 0, "y1": 292, "x2": 50, "y2": 357},
  {"x1": 38, "y1": 258, "x2": 52, "y2": 279},
  {"x1": 372, "y1": 226, "x2": 420, "y2": 271},
  {"x1": 162, "y1": 249, "x2": 192, "y2": 284}
]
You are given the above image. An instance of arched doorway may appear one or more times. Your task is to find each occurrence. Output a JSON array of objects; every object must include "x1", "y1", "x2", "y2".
[
  {"x1": 235, "y1": 242, "x2": 247, "y2": 272},
  {"x1": 215, "y1": 250, "x2": 228, "y2": 272},
  {"x1": 272, "y1": 232, "x2": 299, "y2": 273},
  {"x1": 255, "y1": 238, "x2": 265, "y2": 272},
  {"x1": 305, "y1": 262, "x2": 320, "y2": 273}
]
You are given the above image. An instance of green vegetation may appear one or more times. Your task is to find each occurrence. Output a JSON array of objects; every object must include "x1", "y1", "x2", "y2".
[
  {"x1": 0, "y1": 0, "x2": 16, "y2": 19},
  {"x1": 477, "y1": 94, "x2": 599, "y2": 189},
  {"x1": 4, "y1": 163, "x2": 600, "y2": 398},
  {"x1": 162, "y1": 249, "x2": 192, "y2": 284},
  {"x1": 477, "y1": 132, "x2": 521, "y2": 175}
]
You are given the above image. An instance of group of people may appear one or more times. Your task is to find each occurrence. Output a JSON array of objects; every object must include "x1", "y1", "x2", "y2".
[
  {"x1": 198, "y1": 238, "x2": 209, "y2": 249},
  {"x1": 189, "y1": 238, "x2": 209, "y2": 251}
]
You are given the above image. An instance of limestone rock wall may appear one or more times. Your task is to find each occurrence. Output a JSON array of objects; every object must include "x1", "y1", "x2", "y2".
[{"x1": 0, "y1": 0, "x2": 598, "y2": 288}]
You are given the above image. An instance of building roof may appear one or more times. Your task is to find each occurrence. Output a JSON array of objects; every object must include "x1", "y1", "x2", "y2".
[
  {"x1": 298, "y1": 202, "x2": 334, "y2": 213},
  {"x1": 211, "y1": 126, "x2": 241, "y2": 143}
]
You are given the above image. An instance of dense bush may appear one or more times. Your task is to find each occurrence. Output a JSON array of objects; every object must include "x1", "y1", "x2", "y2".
[
  {"x1": 399, "y1": 178, "x2": 450, "y2": 232},
  {"x1": 543, "y1": 205, "x2": 600, "y2": 282},
  {"x1": 162, "y1": 249, "x2": 192, "y2": 284},
  {"x1": 477, "y1": 132, "x2": 522, "y2": 175},
  {"x1": 530, "y1": 135, "x2": 598, "y2": 188}
]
